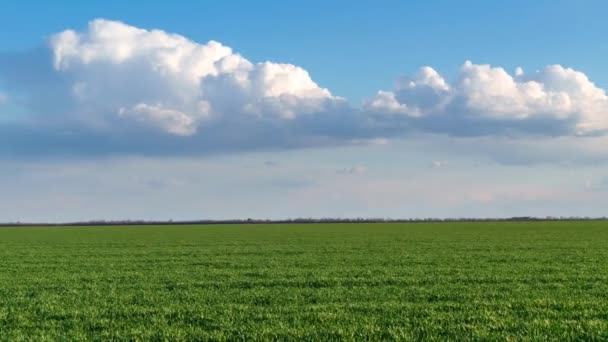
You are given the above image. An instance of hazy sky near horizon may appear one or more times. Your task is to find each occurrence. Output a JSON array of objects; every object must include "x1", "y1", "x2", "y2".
[{"x1": 2, "y1": 0, "x2": 608, "y2": 221}]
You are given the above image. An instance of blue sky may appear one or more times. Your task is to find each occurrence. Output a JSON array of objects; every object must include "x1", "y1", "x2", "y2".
[
  {"x1": 2, "y1": 0, "x2": 608, "y2": 101},
  {"x1": 1, "y1": 1, "x2": 608, "y2": 221}
]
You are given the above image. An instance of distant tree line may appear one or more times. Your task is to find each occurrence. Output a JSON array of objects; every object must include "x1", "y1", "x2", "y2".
[{"x1": 1, "y1": 216, "x2": 607, "y2": 227}]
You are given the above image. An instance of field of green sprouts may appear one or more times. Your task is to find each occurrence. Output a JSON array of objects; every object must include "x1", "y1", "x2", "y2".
[{"x1": 1, "y1": 222, "x2": 608, "y2": 340}]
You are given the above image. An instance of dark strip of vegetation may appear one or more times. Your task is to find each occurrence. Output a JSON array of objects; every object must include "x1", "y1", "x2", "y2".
[{"x1": 2, "y1": 216, "x2": 607, "y2": 227}]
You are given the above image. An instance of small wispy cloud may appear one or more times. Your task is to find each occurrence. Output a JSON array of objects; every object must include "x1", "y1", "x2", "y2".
[
  {"x1": 141, "y1": 177, "x2": 186, "y2": 190},
  {"x1": 337, "y1": 165, "x2": 368, "y2": 175},
  {"x1": 431, "y1": 160, "x2": 449, "y2": 168},
  {"x1": 583, "y1": 177, "x2": 608, "y2": 192},
  {"x1": 264, "y1": 160, "x2": 280, "y2": 167}
]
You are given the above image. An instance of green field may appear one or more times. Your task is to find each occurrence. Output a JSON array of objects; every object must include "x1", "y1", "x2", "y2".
[{"x1": 1, "y1": 222, "x2": 608, "y2": 340}]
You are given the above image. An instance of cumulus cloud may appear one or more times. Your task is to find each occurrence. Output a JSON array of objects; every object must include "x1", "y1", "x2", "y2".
[
  {"x1": 118, "y1": 103, "x2": 202, "y2": 136},
  {"x1": 365, "y1": 61, "x2": 608, "y2": 136},
  {"x1": 2, "y1": 19, "x2": 608, "y2": 160},
  {"x1": 48, "y1": 19, "x2": 337, "y2": 135},
  {"x1": 0, "y1": 19, "x2": 366, "y2": 158}
]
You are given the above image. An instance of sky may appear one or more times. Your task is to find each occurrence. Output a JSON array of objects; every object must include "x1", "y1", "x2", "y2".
[{"x1": 1, "y1": 0, "x2": 608, "y2": 222}]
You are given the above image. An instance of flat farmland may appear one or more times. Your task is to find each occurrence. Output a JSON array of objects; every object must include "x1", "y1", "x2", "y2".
[{"x1": 1, "y1": 222, "x2": 607, "y2": 340}]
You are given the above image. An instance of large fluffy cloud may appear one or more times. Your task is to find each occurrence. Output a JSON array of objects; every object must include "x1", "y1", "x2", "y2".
[
  {"x1": 366, "y1": 61, "x2": 608, "y2": 136},
  {"x1": 2, "y1": 19, "x2": 608, "y2": 159},
  {"x1": 49, "y1": 19, "x2": 337, "y2": 136}
]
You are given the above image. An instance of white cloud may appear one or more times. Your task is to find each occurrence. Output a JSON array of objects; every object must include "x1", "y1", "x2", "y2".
[
  {"x1": 337, "y1": 165, "x2": 367, "y2": 175},
  {"x1": 264, "y1": 160, "x2": 280, "y2": 167},
  {"x1": 49, "y1": 19, "x2": 337, "y2": 135},
  {"x1": 365, "y1": 90, "x2": 414, "y2": 116},
  {"x1": 3, "y1": 19, "x2": 608, "y2": 161},
  {"x1": 365, "y1": 66, "x2": 450, "y2": 117},
  {"x1": 118, "y1": 103, "x2": 204, "y2": 136},
  {"x1": 431, "y1": 160, "x2": 449, "y2": 168},
  {"x1": 366, "y1": 61, "x2": 608, "y2": 135}
]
